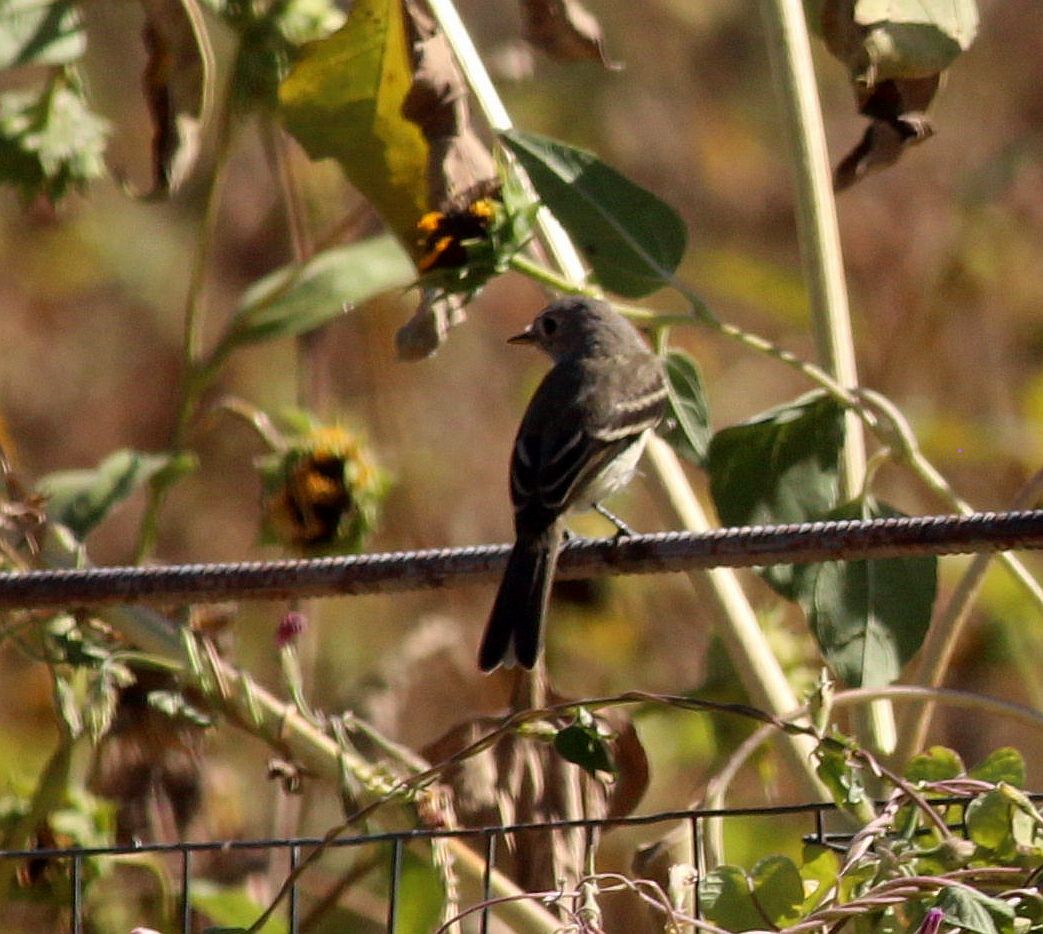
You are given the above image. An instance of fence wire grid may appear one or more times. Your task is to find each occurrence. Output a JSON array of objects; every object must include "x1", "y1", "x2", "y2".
[
  {"x1": 0, "y1": 799, "x2": 930, "y2": 933},
  {"x1": 6, "y1": 793, "x2": 1043, "y2": 932}
]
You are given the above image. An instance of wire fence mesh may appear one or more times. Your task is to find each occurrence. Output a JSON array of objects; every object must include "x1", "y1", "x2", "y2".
[
  {"x1": 8, "y1": 792, "x2": 1042, "y2": 933},
  {"x1": 0, "y1": 799, "x2": 844, "y2": 933}
]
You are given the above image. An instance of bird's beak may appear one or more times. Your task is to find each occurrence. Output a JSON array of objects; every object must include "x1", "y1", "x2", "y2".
[{"x1": 508, "y1": 325, "x2": 537, "y2": 345}]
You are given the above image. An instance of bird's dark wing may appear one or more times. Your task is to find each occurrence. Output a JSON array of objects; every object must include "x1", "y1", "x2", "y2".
[{"x1": 509, "y1": 354, "x2": 666, "y2": 531}]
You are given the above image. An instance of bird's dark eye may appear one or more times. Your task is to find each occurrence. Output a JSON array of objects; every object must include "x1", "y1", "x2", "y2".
[{"x1": 540, "y1": 315, "x2": 558, "y2": 336}]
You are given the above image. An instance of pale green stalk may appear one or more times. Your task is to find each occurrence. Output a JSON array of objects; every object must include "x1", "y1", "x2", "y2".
[{"x1": 757, "y1": 0, "x2": 895, "y2": 754}]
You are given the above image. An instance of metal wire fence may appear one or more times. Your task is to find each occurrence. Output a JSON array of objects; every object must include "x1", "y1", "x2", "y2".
[
  {"x1": 8, "y1": 792, "x2": 1042, "y2": 933},
  {"x1": 0, "y1": 799, "x2": 854, "y2": 933}
]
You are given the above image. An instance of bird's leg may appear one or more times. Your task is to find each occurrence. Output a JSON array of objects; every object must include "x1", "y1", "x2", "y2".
[{"x1": 594, "y1": 503, "x2": 636, "y2": 539}]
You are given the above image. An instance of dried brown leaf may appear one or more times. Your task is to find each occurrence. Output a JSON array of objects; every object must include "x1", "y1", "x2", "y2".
[
  {"x1": 402, "y1": 0, "x2": 498, "y2": 211},
  {"x1": 423, "y1": 685, "x2": 649, "y2": 892},
  {"x1": 395, "y1": 289, "x2": 468, "y2": 360},
  {"x1": 834, "y1": 75, "x2": 937, "y2": 191},
  {"x1": 138, "y1": 0, "x2": 214, "y2": 196},
  {"x1": 520, "y1": 0, "x2": 620, "y2": 68}
]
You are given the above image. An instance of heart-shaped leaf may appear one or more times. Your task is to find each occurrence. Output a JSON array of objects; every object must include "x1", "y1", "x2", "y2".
[
  {"x1": 707, "y1": 391, "x2": 845, "y2": 598},
  {"x1": 500, "y1": 129, "x2": 687, "y2": 298},
  {"x1": 798, "y1": 499, "x2": 937, "y2": 688}
]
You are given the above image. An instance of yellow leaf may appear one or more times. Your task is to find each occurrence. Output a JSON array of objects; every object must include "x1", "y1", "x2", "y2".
[{"x1": 278, "y1": 0, "x2": 428, "y2": 247}]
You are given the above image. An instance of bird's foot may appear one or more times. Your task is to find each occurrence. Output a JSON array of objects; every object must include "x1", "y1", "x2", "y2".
[{"x1": 594, "y1": 503, "x2": 636, "y2": 539}]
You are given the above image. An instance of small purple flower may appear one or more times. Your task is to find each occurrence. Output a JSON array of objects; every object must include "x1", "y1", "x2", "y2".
[
  {"x1": 917, "y1": 907, "x2": 946, "y2": 934},
  {"x1": 276, "y1": 611, "x2": 307, "y2": 649}
]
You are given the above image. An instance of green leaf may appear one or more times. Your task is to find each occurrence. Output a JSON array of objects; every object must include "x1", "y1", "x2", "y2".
[
  {"x1": 699, "y1": 865, "x2": 764, "y2": 932},
  {"x1": 799, "y1": 844, "x2": 840, "y2": 913},
  {"x1": 0, "y1": 80, "x2": 110, "y2": 201},
  {"x1": 278, "y1": 0, "x2": 428, "y2": 246},
  {"x1": 660, "y1": 349, "x2": 712, "y2": 466},
  {"x1": 905, "y1": 746, "x2": 965, "y2": 783},
  {"x1": 815, "y1": 745, "x2": 874, "y2": 821},
  {"x1": 190, "y1": 881, "x2": 287, "y2": 934},
  {"x1": 553, "y1": 709, "x2": 616, "y2": 777},
  {"x1": 856, "y1": 0, "x2": 979, "y2": 80},
  {"x1": 800, "y1": 499, "x2": 937, "y2": 688},
  {"x1": 38, "y1": 450, "x2": 188, "y2": 539},
  {"x1": 936, "y1": 884, "x2": 1014, "y2": 934},
  {"x1": 969, "y1": 748, "x2": 1025, "y2": 788},
  {"x1": 966, "y1": 788, "x2": 1015, "y2": 852},
  {"x1": 500, "y1": 129, "x2": 687, "y2": 298},
  {"x1": 0, "y1": 0, "x2": 85, "y2": 69},
  {"x1": 394, "y1": 849, "x2": 446, "y2": 934},
  {"x1": 707, "y1": 391, "x2": 845, "y2": 598},
  {"x1": 750, "y1": 855, "x2": 804, "y2": 927},
  {"x1": 219, "y1": 234, "x2": 415, "y2": 354}
]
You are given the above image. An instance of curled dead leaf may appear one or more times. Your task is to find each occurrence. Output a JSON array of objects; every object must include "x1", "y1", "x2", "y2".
[
  {"x1": 833, "y1": 75, "x2": 938, "y2": 191},
  {"x1": 423, "y1": 685, "x2": 649, "y2": 892},
  {"x1": 395, "y1": 289, "x2": 468, "y2": 360},
  {"x1": 402, "y1": 0, "x2": 499, "y2": 213},
  {"x1": 521, "y1": 0, "x2": 620, "y2": 69},
  {"x1": 814, "y1": 0, "x2": 976, "y2": 189},
  {"x1": 138, "y1": 0, "x2": 214, "y2": 197}
]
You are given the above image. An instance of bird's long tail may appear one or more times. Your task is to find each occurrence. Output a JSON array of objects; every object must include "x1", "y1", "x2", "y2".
[{"x1": 478, "y1": 525, "x2": 563, "y2": 671}]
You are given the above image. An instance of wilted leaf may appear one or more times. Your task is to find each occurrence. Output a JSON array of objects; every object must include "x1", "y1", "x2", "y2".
[
  {"x1": 0, "y1": 79, "x2": 110, "y2": 202},
  {"x1": 278, "y1": 0, "x2": 429, "y2": 246},
  {"x1": 968, "y1": 748, "x2": 1025, "y2": 788},
  {"x1": 401, "y1": 0, "x2": 498, "y2": 212},
  {"x1": 816, "y1": 0, "x2": 977, "y2": 85},
  {"x1": 219, "y1": 234, "x2": 415, "y2": 355},
  {"x1": 500, "y1": 129, "x2": 687, "y2": 298},
  {"x1": 423, "y1": 694, "x2": 647, "y2": 895},
  {"x1": 800, "y1": 499, "x2": 937, "y2": 688},
  {"x1": 37, "y1": 450, "x2": 187, "y2": 539},
  {"x1": 833, "y1": 102, "x2": 933, "y2": 192},
  {"x1": 707, "y1": 391, "x2": 845, "y2": 598},
  {"x1": 854, "y1": 0, "x2": 978, "y2": 80},
  {"x1": 660, "y1": 348, "x2": 712, "y2": 466},
  {"x1": 520, "y1": 0, "x2": 618, "y2": 67},
  {"x1": 0, "y1": 0, "x2": 85, "y2": 69},
  {"x1": 395, "y1": 289, "x2": 467, "y2": 361},
  {"x1": 138, "y1": 0, "x2": 214, "y2": 196},
  {"x1": 813, "y1": 0, "x2": 978, "y2": 190}
]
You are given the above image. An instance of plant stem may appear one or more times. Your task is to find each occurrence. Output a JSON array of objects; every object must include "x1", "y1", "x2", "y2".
[
  {"x1": 645, "y1": 437, "x2": 825, "y2": 799},
  {"x1": 757, "y1": 0, "x2": 894, "y2": 754},
  {"x1": 134, "y1": 105, "x2": 237, "y2": 563},
  {"x1": 757, "y1": 0, "x2": 864, "y2": 492}
]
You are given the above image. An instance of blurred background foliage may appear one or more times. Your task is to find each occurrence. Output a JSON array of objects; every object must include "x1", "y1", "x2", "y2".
[{"x1": 2, "y1": 0, "x2": 1043, "y2": 925}]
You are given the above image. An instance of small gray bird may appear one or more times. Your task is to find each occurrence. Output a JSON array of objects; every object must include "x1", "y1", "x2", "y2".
[{"x1": 478, "y1": 297, "x2": 668, "y2": 672}]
